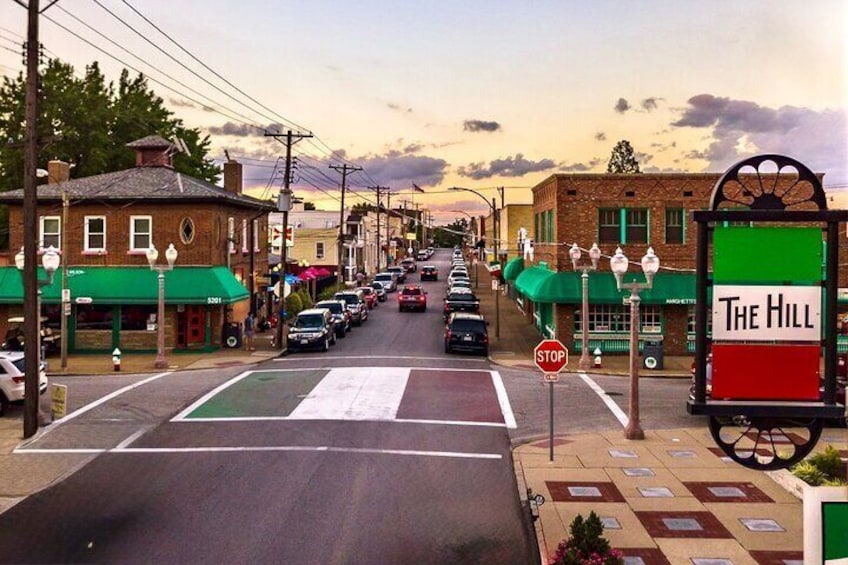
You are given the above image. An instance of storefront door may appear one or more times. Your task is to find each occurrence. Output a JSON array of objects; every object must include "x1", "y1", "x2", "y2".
[{"x1": 177, "y1": 305, "x2": 206, "y2": 348}]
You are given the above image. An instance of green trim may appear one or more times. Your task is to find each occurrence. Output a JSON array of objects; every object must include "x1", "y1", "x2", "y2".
[
  {"x1": 534, "y1": 271, "x2": 696, "y2": 305},
  {"x1": 503, "y1": 257, "x2": 525, "y2": 282},
  {"x1": 514, "y1": 266, "x2": 555, "y2": 301},
  {"x1": 620, "y1": 208, "x2": 627, "y2": 243},
  {"x1": 0, "y1": 266, "x2": 249, "y2": 305}
]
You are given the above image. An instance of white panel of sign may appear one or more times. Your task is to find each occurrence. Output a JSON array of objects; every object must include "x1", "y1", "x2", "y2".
[{"x1": 712, "y1": 285, "x2": 821, "y2": 341}]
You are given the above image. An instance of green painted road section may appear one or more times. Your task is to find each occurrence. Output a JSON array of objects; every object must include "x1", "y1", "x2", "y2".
[{"x1": 186, "y1": 370, "x2": 328, "y2": 419}]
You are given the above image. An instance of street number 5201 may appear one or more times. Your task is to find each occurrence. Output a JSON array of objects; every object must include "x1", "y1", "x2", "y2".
[{"x1": 207, "y1": 297, "x2": 222, "y2": 304}]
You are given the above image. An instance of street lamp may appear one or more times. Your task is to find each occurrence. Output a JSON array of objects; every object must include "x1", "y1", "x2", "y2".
[
  {"x1": 570, "y1": 243, "x2": 601, "y2": 371},
  {"x1": 146, "y1": 243, "x2": 178, "y2": 369},
  {"x1": 15, "y1": 244, "x2": 59, "y2": 436},
  {"x1": 610, "y1": 246, "x2": 659, "y2": 440}
]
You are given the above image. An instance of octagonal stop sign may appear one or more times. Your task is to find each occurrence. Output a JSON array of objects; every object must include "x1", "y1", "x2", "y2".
[{"x1": 534, "y1": 339, "x2": 569, "y2": 374}]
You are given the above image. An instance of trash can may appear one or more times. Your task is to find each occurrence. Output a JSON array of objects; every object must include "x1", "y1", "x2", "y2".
[
  {"x1": 223, "y1": 322, "x2": 243, "y2": 349},
  {"x1": 643, "y1": 340, "x2": 664, "y2": 370}
]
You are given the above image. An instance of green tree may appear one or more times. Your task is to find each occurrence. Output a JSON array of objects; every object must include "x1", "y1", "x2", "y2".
[
  {"x1": 606, "y1": 140, "x2": 641, "y2": 173},
  {"x1": 303, "y1": 201, "x2": 317, "y2": 210}
]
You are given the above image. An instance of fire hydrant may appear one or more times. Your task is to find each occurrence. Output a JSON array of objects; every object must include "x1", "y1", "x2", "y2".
[
  {"x1": 593, "y1": 347, "x2": 602, "y2": 369},
  {"x1": 112, "y1": 348, "x2": 121, "y2": 372}
]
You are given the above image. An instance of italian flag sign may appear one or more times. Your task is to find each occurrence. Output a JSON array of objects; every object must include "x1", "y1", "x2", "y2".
[{"x1": 823, "y1": 502, "x2": 848, "y2": 564}]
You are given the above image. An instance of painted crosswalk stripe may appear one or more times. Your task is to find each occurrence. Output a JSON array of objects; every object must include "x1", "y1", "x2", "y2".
[{"x1": 288, "y1": 367, "x2": 410, "y2": 421}]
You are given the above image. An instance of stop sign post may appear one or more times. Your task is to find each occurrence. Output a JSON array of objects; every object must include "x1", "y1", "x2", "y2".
[{"x1": 535, "y1": 339, "x2": 569, "y2": 462}]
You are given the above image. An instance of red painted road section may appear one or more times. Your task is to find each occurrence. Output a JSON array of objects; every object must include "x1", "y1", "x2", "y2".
[{"x1": 396, "y1": 370, "x2": 504, "y2": 424}]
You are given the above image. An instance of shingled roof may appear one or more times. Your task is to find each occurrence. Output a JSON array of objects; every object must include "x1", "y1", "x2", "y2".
[{"x1": 125, "y1": 135, "x2": 173, "y2": 149}]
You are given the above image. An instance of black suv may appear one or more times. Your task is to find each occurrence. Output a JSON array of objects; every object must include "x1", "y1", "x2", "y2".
[
  {"x1": 443, "y1": 288, "x2": 480, "y2": 320},
  {"x1": 314, "y1": 300, "x2": 351, "y2": 338},
  {"x1": 420, "y1": 265, "x2": 438, "y2": 281},
  {"x1": 287, "y1": 308, "x2": 335, "y2": 352},
  {"x1": 444, "y1": 313, "x2": 488, "y2": 356}
]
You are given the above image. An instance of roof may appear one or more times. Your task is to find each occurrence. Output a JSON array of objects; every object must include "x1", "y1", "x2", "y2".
[
  {"x1": 0, "y1": 166, "x2": 275, "y2": 211},
  {"x1": 126, "y1": 135, "x2": 173, "y2": 148}
]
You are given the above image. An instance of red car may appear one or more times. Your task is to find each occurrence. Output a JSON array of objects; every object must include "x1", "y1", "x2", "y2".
[
  {"x1": 356, "y1": 287, "x2": 378, "y2": 309},
  {"x1": 398, "y1": 285, "x2": 427, "y2": 312}
]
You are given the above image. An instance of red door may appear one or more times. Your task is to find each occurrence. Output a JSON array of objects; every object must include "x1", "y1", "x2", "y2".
[{"x1": 178, "y1": 306, "x2": 206, "y2": 348}]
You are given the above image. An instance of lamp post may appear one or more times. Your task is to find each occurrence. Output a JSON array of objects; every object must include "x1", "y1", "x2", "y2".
[
  {"x1": 570, "y1": 243, "x2": 601, "y2": 371},
  {"x1": 15, "y1": 245, "x2": 59, "y2": 436},
  {"x1": 610, "y1": 246, "x2": 659, "y2": 440},
  {"x1": 146, "y1": 243, "x2": 178, "y2": 370}
]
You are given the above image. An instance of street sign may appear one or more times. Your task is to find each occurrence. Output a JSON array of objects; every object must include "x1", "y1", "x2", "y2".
[
  {"x1": 534, "y1": 339, "x2": 569, "y2": 374},
  {"x1": 543, "y1": 373, "x2": 559, "y2": 383}
]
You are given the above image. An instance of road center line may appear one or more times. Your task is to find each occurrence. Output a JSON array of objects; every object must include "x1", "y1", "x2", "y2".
[{"x1": 578, "y1": 372, "x2": 629, "y2": 428}]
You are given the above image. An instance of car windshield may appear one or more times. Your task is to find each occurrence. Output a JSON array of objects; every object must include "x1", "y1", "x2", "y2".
[
  {"x1": 375, "y1": 275, "x2": 391, "y2": 282},
  {"x1": 371, "y1": 282, "x2": 384, "y2": 290},
  {"x1": 450, "y1": 320, "x2": 485, "y2": 333},
  {"x1": 293, "y1": 315, "x2": 324, "y2": 329},
  {"x1": 335, "y1": 294, "x2": 358, "y2": 305},
  {"x1": 402, "y1": 288, "x2": 422, "y2": 296},
  {"x1": 359, "y1": 288, "x2": 373, "y2": 296},
  {"x1": 318, "y1": 303, "x2": 342, "y2": 314},
  {"x1": 447, "y1": 293, "x2": 476, "y2": 302}
]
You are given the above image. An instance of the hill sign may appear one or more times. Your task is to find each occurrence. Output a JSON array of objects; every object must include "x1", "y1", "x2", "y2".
[{"x1": 534, "y1": 339, "x2": 569, "y2": 374}]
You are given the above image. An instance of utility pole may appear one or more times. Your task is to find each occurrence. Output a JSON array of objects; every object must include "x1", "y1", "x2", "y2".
[
  {"x1": 369, "y1": 186, "x2": 389, "y2": 272},
  {"x1": 330, "y1": 164, "x2": 362, "y2": 284},
  {"x1": 386, "y1": 191, "x2": 393, "y2": 265},
  {"x1": 265, "y1": 130, "x2": 312, "y2": 351}
]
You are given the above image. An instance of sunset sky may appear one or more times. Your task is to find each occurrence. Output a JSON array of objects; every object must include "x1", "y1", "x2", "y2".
[{"x1": 1, "y1": 0, "x2": 846, "y2": 221}]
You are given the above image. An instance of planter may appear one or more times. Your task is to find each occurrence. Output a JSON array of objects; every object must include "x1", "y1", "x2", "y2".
[{"x1": 768, "y1": 469, "x2": 848, "y2": 563}]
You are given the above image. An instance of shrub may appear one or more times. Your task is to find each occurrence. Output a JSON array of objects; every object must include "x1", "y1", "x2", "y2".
[
  {"x1": 551, "y1": 511, "x2": 623, "y2": 565},
  {"x1": 318, "y1": 282, "x2": 346, "y2": 301},
  {"x1": 297, "y1": 288, "x2": 313, "y2": 310},
  {"x1": 792, "y1": 445, "x2": 847, "y2": 486},
  {"x1": 285, "y1": 293, "x2": 303, "y2": 319}
]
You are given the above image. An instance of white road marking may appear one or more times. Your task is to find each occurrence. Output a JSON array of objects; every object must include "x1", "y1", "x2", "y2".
[
  {"x1": 288, "y1": 367, "x2": 409, "y2": 421},
  {"x1": 274, "y1": 355, "x2": 485, "y2": 362},
  {"x1": 173, "y1": 416, "x2": 507, "y2": 428},
  {"x1": 578, "y1": 372, "x2": 629, "y2": 427},
  {"x1": 491, "y1": 371, "x2": 517, "y2": 429},
  {"x1": 18, "y1": 445, "x2": 502, "y2": 460},
  {"x1": 115, "y1": 427, "x2": 150, "y2": 450},
  {"x1": 172, "y1": 369, "x2": 253, "y2": 421}
]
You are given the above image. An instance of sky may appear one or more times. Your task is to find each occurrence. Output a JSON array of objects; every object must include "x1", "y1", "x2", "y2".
[{"x1": 1, "y1": 0, "x2": 846, "y2": 221}]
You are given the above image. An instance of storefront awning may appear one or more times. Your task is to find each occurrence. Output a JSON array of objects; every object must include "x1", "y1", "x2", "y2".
[
  {"x1": 0, "y1": 266, "x2": 249, "y2": 305},
  {"x1": 514, "y1": 266, "x2": 555, "y2": 301},
  {"x1": 502, "y1": 257, "x2": 525, "y2": 282},
  {"x1": 519, "y1": 270, "x2": 697, "y2": 305}
]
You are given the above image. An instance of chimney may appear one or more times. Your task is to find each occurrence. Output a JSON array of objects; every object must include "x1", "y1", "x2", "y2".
[
  {"x1": 126, "y1": 135, "x2": 174, "y2": 168},
  {"x1": 47, "y1": 160, "x2": 70, "y2": 184},
  {"x1": 223, "y1": 160, "x2": 243, "y2": 194}
]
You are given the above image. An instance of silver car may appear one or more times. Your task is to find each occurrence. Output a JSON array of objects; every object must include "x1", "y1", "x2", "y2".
[{"x1": 373, "y1": 272, "x2": 398, "y2": 292}]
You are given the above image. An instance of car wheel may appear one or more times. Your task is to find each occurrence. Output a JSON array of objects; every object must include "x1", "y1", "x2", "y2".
[
  {"x1": 481, "y1": 347, "x2": 489, "y2": 357},
  {"x1": 338, "y1": 328, "x2": 346, "y2": 339},
  {"x1": 0, "y1": 393, "x2": 8, "y2": 417}
]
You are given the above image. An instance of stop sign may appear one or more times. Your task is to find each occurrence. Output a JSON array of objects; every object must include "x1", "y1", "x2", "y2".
[{"x1": 534, "y1": 339, "x2": 569, "y2": 373}]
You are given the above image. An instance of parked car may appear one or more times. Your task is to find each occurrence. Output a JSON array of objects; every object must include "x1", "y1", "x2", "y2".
[
  {"x1": 334, "y1": 290, "x2": 369, "y2": 325},
  {"x1": 420, "y1": 265, "x2": 439, "y2": 281},
  {"x1": 314, "y1": 300, "x2": 351, "y2": 338},
  {"x1": 446, "y1": 280, "x2": 473, "y2": 294},
  {"x1": 398, "y1": 284, "x2": 428, "y2": 312},
  {"x1": 444, "y1": 312, "x2": 489, "y2": 356},
  {"x1": 448, "y1": 272, "x2": 471, "y2": 287},
  {"x1": 443, "y1": 288, "x2": 480, "y2": 320},
  {"x1": 369, "y1": 281, "x2": 388, "y2": 302},
  {"x1": 356, "y1": 286, "x2": 378, "y2": 309},
  {"x1": 374, "y1": 272, "x2": 398, "y2": 292},
  {"x1": 400, "y1": 258, "x2": 417, "y2": 273},
  {"x1": 0, "y1": 351, "x2": 48, "y2": 416},
  {"x1": 286, "y1": 308, "x2": 335, "y2": 353},
  {"x1": 387, "y1": 266, "x2": 407, "y2": 284}
]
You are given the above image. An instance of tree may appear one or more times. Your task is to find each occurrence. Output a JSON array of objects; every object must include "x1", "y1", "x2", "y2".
[
  {"x1": 0, "y1": 58, "x2": 220, "y2": 192},
  {"x1": 303, "y1": 201, "x2": 317, "y2": 210},
  {"x1": 606, "y1": 140, "x2": 641, "y2": 173}
]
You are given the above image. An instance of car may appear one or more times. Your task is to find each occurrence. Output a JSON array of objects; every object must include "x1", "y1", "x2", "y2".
[
  {"x1": 387, "y1": 266, "x2": 407, "y2": 284},
  {"x1": 448, "y1": 272, "x2": 471, "y2": 287},
  {"x1": 314, "y1": 300, "x2": 351, "y2": 338},
  {"x1": 444, "y1": 313, "x2": 489, "y2": 355},
  {"x1": 369, "y1": 281, "x2": 388, "y2": 302},
  {"x1": 447, "y1": 280, "x2": 473, "y2": 293},
  {"x1": 286, "y1": 308, "x2": 335, "y2": 353},
  {"x1": 400, "y1": 258, "x2": 417, "y2": 273},
  {"x1": 334, "y1": 290, "x2": 369, "y2": 325},
  {"x1": 443, "y1": 288, "x2": 480, "y2": 320},
  {"x1": 416, "y1": 250, "x2": 428, "y2": 261},
  {"x1": 373, "y1": 272, "x2": 398, "y2": 292},
  {"x1": 0, "y1": 351, "x2": 48, "y2": 416},
  {"x1": 356, "y1": 286, "x2": 378, "y2": 309},
  {"x1": 420, "y1": 265, "x2": 438, "y2": 281},
  {"x1": 398, "y1": 284, "x2": 427, "y2": 312}
]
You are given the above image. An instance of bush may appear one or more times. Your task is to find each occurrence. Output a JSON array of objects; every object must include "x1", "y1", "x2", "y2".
[
  {"x1": 792, "y1": 445, "x2": 847, "y2": 486},
  {"x1": 318, "y1": 282, "x2": 346, "y2": 301},
  {"x1": 551, "y1": 511, "x2": 623, "y2": 565},
  {"x1": 297, "y1": 288, "x2": 313, "y2": 310},
  {"x1": 285, "y1": 293, "x2": 303, "y2": 319}
]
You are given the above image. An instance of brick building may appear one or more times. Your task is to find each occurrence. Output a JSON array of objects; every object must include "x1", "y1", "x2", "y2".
[
  {"x1": 0, "y1": 136, "x2": 275, "y2": 353},
  {"x1": 509, "y1": 172, "x2": 847, "y2": 357}
]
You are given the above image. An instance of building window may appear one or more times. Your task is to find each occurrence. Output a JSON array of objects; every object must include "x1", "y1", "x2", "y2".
[
  {"x1": 76, "y1": 304, "x2": 113, "y2": 330},
  {"x1": 316, "y1": 242, "x2": 325, "y2": 259},
  {"x1": 241, "y1": 219, "x2": 248, "y2": 253},
  {"x1": 574, "y1": 304, "x2": 661, "y2": 333},
  {"x1": 121, "y1": 305, "x2": 157, "y2": 331},
  {"x1": 687, "y1": 305, "x2": 712, "y2": 334},
  {"x1": 228, "y1": 217, "x2": 235, "y2": 254},
  {"x1": 598, "y1": 209, "x2": 620, "y2": 243},
  {"x1": 665, "y1": 208, "x2": 684, "y2": 244},
  {"x1": 40, "y1": 216, "x2": 61, "y2": 250},
  {"x1": 626, "y1": 209, "x2": 648, "y2": 243},
  {"x1": 180, "y1": 217, "x2": 195, "y2": 244},
  {"x1": 253, "y1": 219, "x2": 260, "y2": 252},
  {"x1": 546, "y1": 210, "x2": 554, "y2": 243},
  {"x1": 85, "y1": 216, "x2": 106, "y2": 251},
  {"x1": 130, "y1": 216, "x2": 152, "y2": 251}
]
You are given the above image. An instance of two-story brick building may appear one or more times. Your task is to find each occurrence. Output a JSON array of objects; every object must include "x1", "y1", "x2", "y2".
[{"x1": 0, "y1": 136, "x2": 275, "y2": 353}]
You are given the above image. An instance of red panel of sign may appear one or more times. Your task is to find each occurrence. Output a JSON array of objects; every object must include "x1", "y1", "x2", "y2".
[{"x1": 711, "y1": 343, "x2": 821, "y2": 401}]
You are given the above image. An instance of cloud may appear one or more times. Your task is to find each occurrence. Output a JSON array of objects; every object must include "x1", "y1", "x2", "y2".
[
  {"x1": 595, "y1": 132, "x2": 606, "y2": 141},
  {"x1": 463, "y1": 120, "x2": 501, "y2": 133},
  {"x1": 673, "y1": 94, "x2": 848, "y2": 186},
  {"x1": 614, "y1": 98, "x2": 631, "y2": 114},
  {"x1": 641, "y1": 97, "x2": 662, "y2": 111},
  {"x1": 560, "y1": 157, "x2": 604, "y2": 172},
  {"x1": 169, "y1": 98, "x2": 215, "y2": 112},
  {"x1": 206, "y1": 122, "x2": 287, "y2": 137},
  {"x1": 387, "y1": 102, "x2": 413, "y2": 113},
  {"x1": 458, "y1": 153, "x2": 557, "y2": 180},
  {"x1": 352, "y1": 151, "x2": 448, "y2": 187}
]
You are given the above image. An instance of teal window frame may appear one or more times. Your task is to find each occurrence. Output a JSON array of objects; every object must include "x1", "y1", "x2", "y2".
[
  {"x1": 665, "y1": 208, "x2": 685, "y2": 244},
  {"x1": 598, "y1": 208, "x2": 649, "y2": 244}
]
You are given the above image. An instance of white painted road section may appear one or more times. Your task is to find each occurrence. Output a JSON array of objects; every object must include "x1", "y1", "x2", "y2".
[
  {"x1": 578, "y1": 372, "x2": 630, "y2": 428},
  {"x1": 288, "y1": 367, "x2": 410, "y2": 421}
]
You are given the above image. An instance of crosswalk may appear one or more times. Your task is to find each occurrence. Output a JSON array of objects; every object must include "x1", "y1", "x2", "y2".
[{"x1": 174, "y1": 367, "x2": 516, "y2": 428}]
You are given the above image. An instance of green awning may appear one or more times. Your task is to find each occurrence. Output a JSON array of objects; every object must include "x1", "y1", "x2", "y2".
[
  {"x1": 514, "y1": 266, "x2": 555, "y2": 301},
  {"x1": 0, "y1": 266, "x2": 249, "y2": 305},
  {"x1": 531, "y1": 271, "x2": 697, "y2": 305},
  {"x1": 502, "y1": 257, "x2": 525, "y2": 282}
]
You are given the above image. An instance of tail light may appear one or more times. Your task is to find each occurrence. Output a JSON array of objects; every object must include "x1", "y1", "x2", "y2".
[
  {"x1": 12, "y1": 375, "x2": 24, "y2": 384},
  {"x1": 481, "y1": 334, "x2": 489, "y2": 344}
]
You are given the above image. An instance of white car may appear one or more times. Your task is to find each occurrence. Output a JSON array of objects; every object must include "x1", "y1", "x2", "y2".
[
  {"x1": 448, "y1": 273, "x2": 471, "y2": 287},
  {"x1": 0, "y1": 351, "x2": 48, "y2": 416},
  {"x1": 373, "y1": 272, "x2": 398, "y2": 292}
]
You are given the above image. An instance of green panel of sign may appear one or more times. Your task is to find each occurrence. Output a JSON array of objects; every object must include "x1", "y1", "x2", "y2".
[{"x1": 713, "y1": 227, "x2": 822, "y2": 283}]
